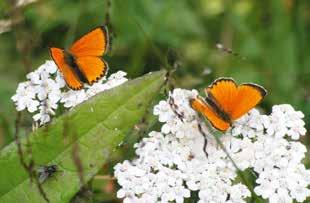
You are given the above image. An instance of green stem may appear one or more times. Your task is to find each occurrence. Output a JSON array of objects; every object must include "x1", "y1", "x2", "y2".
[{"x1": 210, "y1": 129, "x2": 259, "y2": 201}]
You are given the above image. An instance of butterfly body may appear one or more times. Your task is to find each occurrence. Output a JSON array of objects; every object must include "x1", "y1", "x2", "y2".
[
  {"x1": 191, "y1": 78, "x2": 266, "y2": 131},
  {"x1": 50, "y1": 26, "x2": 109, "y2": 90},
  {"x1": 63, "y1": 50, "x2": 88, "y2": 83},
  {"x1": 204, "y1": 95, "x2": 232, "y2": 124}
]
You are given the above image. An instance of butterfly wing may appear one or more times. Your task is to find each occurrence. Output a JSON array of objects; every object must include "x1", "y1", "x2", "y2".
[
  {"x1": 230, "y1": 83, "x2": 266, "y2": 120},
  {"x1": 190, "y1": 97, "x2": 230, "y2": 131},
  {"x1": 75, "y1": 57, "x2": 108, "y2": 85},
  {"x1": 49, "y1": 47, "x2": 83, "y2": 90},
  {"x1": 206, "y1": 78, "x2": 238, "y2": 116},
  {"x1": 206, "y1": 78, "x2": 266, "y2": 121},
  {"x1": 69, "y1": 26, "x2": 109, "y2": 57}
]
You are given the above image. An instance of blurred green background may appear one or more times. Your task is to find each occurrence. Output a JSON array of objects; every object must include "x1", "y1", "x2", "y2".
[{"x1": 0, "y1": 0, "x2": 309, "y2": 185}]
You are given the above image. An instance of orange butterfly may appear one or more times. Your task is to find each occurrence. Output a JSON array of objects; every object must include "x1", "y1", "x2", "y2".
[
  {"x1": 50, "y1": 26, "x2": 109, "y2": 90},
  {"x1": 190, "y1": 78, "x2": 267, "y2": 131}
]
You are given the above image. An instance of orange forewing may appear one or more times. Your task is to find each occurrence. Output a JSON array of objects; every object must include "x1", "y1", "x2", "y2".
[
  {"x1": 69, "y1": 26, "x2": 109, "y2": 57},
  {"x1": 230, "y1": 84, "x2": 266, "y2": 120},
  {"x1": 49, "y1": 47, "x2": 83, "y2": 90},
  {"x1": 75, "y1": 56, "x2": 108, "y2": 84},
  {"x1": 190, "y1": 97, "x2": 230, "y2": 131},
  {"x1": 206, "y1": 78, "x2": 238, "y2": 115},
  {"x1": 206, "y1": 78, "x2": 266, "y2": 121}
]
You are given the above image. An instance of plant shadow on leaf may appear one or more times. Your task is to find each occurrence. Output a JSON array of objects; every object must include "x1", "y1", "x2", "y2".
[{"x1": 0, "y1": 70, "x2": 166, "y2": 203}]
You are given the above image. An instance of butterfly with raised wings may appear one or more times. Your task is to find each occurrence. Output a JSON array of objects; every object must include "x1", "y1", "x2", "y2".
[
  {"x1": 190, "y1": 78, "x2": 267, "y2": 131},
  {"x1": 50, "y1": 26, "x2": 109, "y2": 90}
]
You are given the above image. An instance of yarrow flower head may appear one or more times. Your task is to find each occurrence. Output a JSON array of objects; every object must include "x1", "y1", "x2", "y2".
[
  {"x1": 264, "y1": 104, "x2": 306, "y2": 140},
  {"x1": 114, "y1": 88, "x2": 309, "y2": 203},
  {"x1": 12, "y1": 60, "x2": 128, "y2": 125}
]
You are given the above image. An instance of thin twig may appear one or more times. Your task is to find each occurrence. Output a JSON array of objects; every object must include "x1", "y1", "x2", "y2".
[
  {"x1": 216, "y1": 43, "x2": 246, "y2": 60},
  {"x1": 7, "y1": 0, "x2": 34, "y2": 73},
  {"x1": 114, "y1": 0, "x2": 173, "y2": 71},
  {"x1": 105, "y1": 0, "x2": 115, "y2": 53},
  {"x1": 72, "y1": 142, "x2": 85, "y2": 186},
  {"x1": 14, "y1": 112, "x2": 49, "y2": 202},
  {"x1": 33, "y1": 173, "x2": 50, "y2": 203},
  {"x1": 105, "y1": 0, "x2": 111, "y2": 27},
  {"x1": 168, "y1": 96, "x2": 185, "y2": 122},
  {"x1": 64, "y1": 1, "x2": 85, "y2": 47},
  {"x1": 94, "y1": 175, "x2": 116, "y2": 180},
  {"x1": 26, "y1": 134, "x2": 49, "y2": 202},
  {"x1": 197, "y1": 123, "x2": 208, "y2": 158},
  {"x1": 25, "y1": 135, "x2": 34, "y2": 183},
  {"x1": 164, "y1": 68, "x2": 185, "y2": 124},
  {"x1": 14, "y1": 112, "x2": 31, "y2": 172}
]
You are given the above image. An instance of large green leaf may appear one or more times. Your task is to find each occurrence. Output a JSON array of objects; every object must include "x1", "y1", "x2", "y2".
[{"x1": 0, "y1": 70, "x2": 166, "y2": 203}]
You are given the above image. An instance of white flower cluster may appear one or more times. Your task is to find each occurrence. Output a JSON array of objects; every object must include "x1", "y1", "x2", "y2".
[
  {"x1": 114, "y1": 88, "x2": 309, "y2": 203},
  {"x1": 230, "y1": 106, "x2": 309, "y2": 202},
  {"x1": 16, "y1": 0, "x2": 36, "y2": 6},
  {"x1": 12, "y1": 60, "x2": 128, "y2": 125},
  {"x1": 232, "y1": 105, "x2": 306, "y2": 140},
  {"x1": 0, "y1": 19, "x2": 12, "y2": 34}
]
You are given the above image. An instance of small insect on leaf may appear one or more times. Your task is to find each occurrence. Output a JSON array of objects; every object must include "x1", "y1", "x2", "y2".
[{"x1": 37, "y1": 164, "x2": 58, "y2": 184}]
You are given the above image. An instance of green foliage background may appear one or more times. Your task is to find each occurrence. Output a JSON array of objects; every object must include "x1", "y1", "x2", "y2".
[{"x1": 0, "y1": 0, "x2": 309, "y2": 201}]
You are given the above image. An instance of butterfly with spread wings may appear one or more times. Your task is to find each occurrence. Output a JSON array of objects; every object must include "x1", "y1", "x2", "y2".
[
  {"x1": 190, "y1": 78, "x2": 267, "y2": 131},
  {"x1": 50, "y1": 26, "x2": 109, "y2": 90}
]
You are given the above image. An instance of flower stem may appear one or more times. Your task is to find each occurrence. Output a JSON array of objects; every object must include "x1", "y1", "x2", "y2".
[{"x1": 211, "y1": 129, "x2": 260, "y2": 201}]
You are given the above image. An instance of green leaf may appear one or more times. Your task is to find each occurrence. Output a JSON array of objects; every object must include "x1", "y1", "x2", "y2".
[{"x1": 0, "y1": 70, "x2": 166, "y2": 203}]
